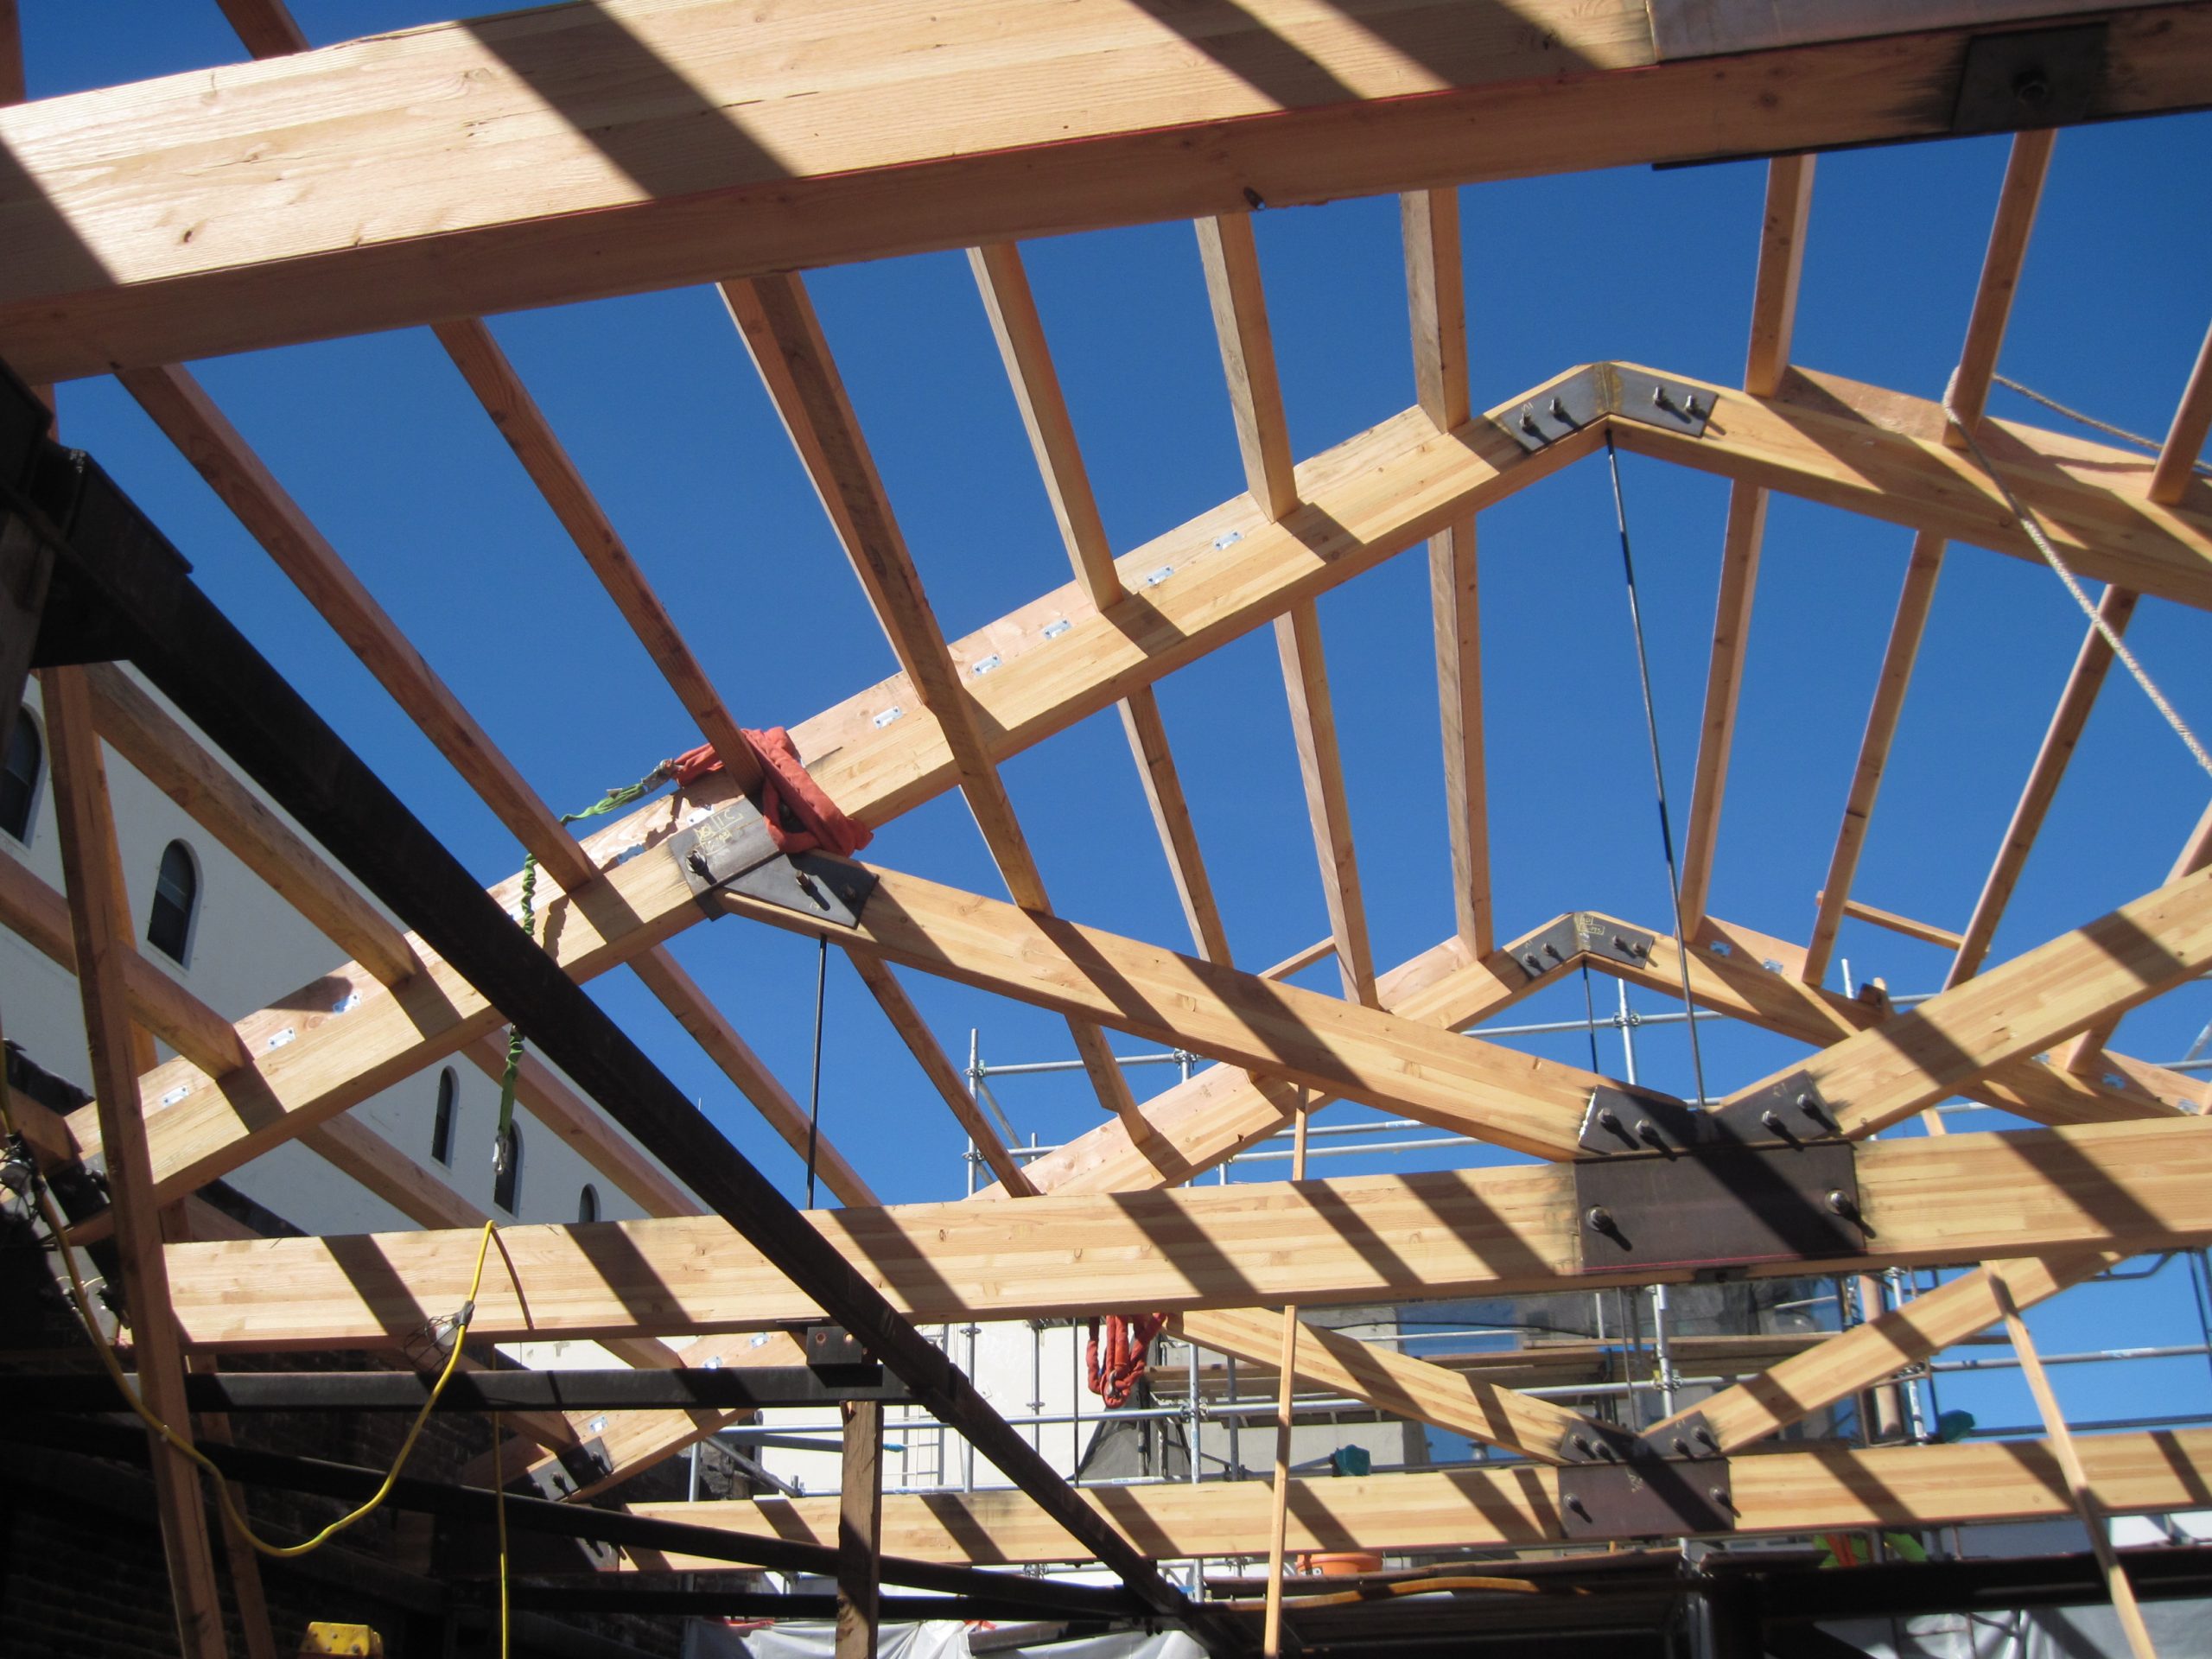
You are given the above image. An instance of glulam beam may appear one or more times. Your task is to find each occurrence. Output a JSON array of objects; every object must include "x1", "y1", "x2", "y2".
[
  {"x1": 161, "y1": 1118, "x2": 2212, "y2": 1350},
  {"x1": 10, "y1": 3, "x2": 2212, "y2": 382},
  {"x1": 968, "y1": 240, "x2": 1231, "y2": 965},
  {"x1": 618, "y1": 1428, "x2": 2212, "y2": 1566},
  {"x1": 714, "y1": 862, "x2": 1604, "y2": 1160},
  {"x1": 1676, "y1": 155, "x2": 1815, "y2": 931}
]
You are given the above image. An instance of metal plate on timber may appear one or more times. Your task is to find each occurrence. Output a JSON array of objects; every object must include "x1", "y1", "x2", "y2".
[
  {"x1": 524, "y1": 1440, "x2": 620, "y2": 1570},
  {"x1": 1709, "y1": 1070, "x2": 1840, "y2": 1144},
  {"x1": 1493, "y1": 365, "x2": 1713, "y2": 453},
  {"x1": 1511, "y1": 913, "x2": 1657, "y2": 984},
  {"x1": 1574, "y1": 1141, "x2": 1863, "y2": 1275},
  {"x1": 1558, "y1": 1449, "x2": 1735, "y2": 1541},
  {"x1": 1952, "y1": 23, "x2": 2107, "y2": 136},
  {"x1": 1580, "y1": 1071, "x2": 1841, "y2": 1156},
  {"x1": 1610, "y1": 367, "x2": 1714, "y2": 442},
  {"x1": 1495, "y1": 367, "x2": 1608, "y2": 452},
  {"x1": 670, "y1": 804, "x2": 875, "y2": 927},
  {"x1": 1579, "y1": 1084, "x2": 1703, "y2": 1155},
  {"x1": 1556, "y1": 1410, "x2": 1723, "y2": 1467}
]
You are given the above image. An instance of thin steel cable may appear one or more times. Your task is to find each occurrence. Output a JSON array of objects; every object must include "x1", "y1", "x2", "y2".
[
  {"x1": 1993, "y1": 372, "x2": 2212, "y2": 475},
  {"x1": 804, "y1": 931, "x2": 829, "y2": 1208},
  {"x1": 1578, "y1": 962, "x2": 1603, "y2": 1073},
  {"x1": 1604, "y1": 434, "x2": 1713, "y2": 1108},
  {"x1": 1945, "y1": 377, "x2": 2212, "y2": 785}
]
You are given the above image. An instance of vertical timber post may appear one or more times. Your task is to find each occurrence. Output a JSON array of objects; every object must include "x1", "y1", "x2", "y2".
[
  {"x1": 837, "y1": 1398, "x2": 884, "y2": 1659},
  {"x1": 1262, "y1": 1093, "x2": 1312, "y2": 1656},
  {"x1": 42, "y1": 664, "x2": 229, "y2": 1659}
]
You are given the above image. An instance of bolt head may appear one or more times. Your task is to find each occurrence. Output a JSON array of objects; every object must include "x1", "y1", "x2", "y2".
[
  {"x1": 1826, "y1": 1188, "x2": 1853, "y2": 1216},
  {"x1": 1597, "y1": 1109, "x2": 1622, "y2": 1132},
  {"x1": 1585, "y1": 1205, "x2": 1615, "y2": 1235}
]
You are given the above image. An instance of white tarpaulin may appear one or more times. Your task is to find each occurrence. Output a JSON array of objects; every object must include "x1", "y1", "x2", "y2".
[
  {"x1": 683, "y1": 1621, "x2": 1205, "y2": 1659},
  {"x1": 1815, "y1": 1600, "x2": 2212, "y2": 1659}
]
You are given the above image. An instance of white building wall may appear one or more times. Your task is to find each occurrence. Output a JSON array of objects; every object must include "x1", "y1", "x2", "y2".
[{"x1": 1, "y1": 671, "x2": 686, "y2": 1238}]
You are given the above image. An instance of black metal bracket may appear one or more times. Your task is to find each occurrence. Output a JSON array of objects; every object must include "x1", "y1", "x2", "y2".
[
  {"x1": 1557, "y1": 1422, "x2": 1736, "y2": 1541},
  {"x1": 1510, "y1": 912, "x2": 1657, "y2": 985},
  {"x1": 1494, "y1": 364, "x2": 1715, "y2": 453},
  {"x1": 669, "y1": 802, "x2": 876, "y2": 927},
  {"x1": 1952, "y1": 23, "x2": 2108, "y2": 137}
]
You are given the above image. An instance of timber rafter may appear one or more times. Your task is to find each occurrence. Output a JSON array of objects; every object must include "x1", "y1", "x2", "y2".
[{"x1": 3, "y1": 0, "x2": 2212, "y2": 1639}]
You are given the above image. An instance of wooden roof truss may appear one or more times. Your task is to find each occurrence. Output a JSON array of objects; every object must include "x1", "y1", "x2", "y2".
[{"x1": 5, "y1": 0, "x2": 2212, "y2": 1652}]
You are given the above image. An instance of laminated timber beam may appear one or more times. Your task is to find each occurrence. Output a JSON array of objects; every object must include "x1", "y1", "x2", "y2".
[
  {"x1": 724, "y1": 267, "x2": 1145, "y2": 1135},
  {"x1": 1677, "y1": 154, "x2": 1815, "y2": 934},
  {"x1": 623, "y1": 1428, "x2": 2212, "y2": 1567},
  {"x1": 968, "y1": 238, "x2": 1231, "y2": 967},
  {"x1": 47, "y1": 363, "x2": 2205, "y2": 1212},
  {"x1": 709, "y1": 860, "x2": 1606, "y2": 1160},
  {"x1": 995, "y1": 886, "x2": 2202, "y2": 1216},
  {"x1": 1719, "y1": 860, "x2": 2212, "y2": 1138},
  {"x1": 1651, "y1": 1250, "x2": 2118, "y2": 1454},
  {"x1": 118, "y1": 356, "x2": 876, "y2": 1208},
  {"x1": 1173, "y1": 1307, "x2": 1601, "y2": 1467},
  {"x1": 724, "y1": 846, "x2": 2210, "y2": 1162},
  {"x1": 1802, "y1": 129, "x2": 2050, "y2": 984},
  {"x1": 157, "y1": 1116, "x2": 2212, "y2": 1351},
  {"x1": 60, "y1": 391, "x2": 1587, "y2": 1211},
  {"x1": 1608, "y1": 365, "x2": 2212, "y2": 611},
  {"x1": 8, "y1": 1, "x2": 2212, "y2": 383},
  {"x1": 22, "y1": 420, "x2": 1221, "y2": 1648},
  {"x1": 1584, "y1": 911, "x2": 2202, "y2": 1125}
]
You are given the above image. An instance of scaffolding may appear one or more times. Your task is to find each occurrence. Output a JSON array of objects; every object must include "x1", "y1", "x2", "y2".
[{"x1": 709, "y1": 977, "x2": 2212, "y2": 1573}]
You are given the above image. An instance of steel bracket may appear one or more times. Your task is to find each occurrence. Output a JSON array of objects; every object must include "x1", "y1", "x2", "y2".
[
  {"x1": 669, "y1": 803, "x2": 876, "y2": 927},
  {"x1": 802, "y1": 1324, "x2": 881, "y2": 1388},
  {"x1": 1578, "y1": 1070, "x2": 1839, "y2": 1156},
  {"x1": 1574, "y1": 1132, "x2": 1863, "y2": 1276},
  {"x1": 1952, "y1": 23, "x2": 2108, "y2": 137},
  {"x1": 1557, "y1": 1426, "x2": 1735, "y2": 1541},
  {"x1": 1555, "y1": 1409, "x2": 1722, "y2": 1467},
  {"x1": 1511, "y1": 912, "x2": 1657, "y2": 984},
  {"x1": 1493, "y1": 364, "x2": 1714, "y2": 453}
]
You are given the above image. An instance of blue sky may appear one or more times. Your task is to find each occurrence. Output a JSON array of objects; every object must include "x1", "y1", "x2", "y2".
[{"x1": 19, "y1": 4, "x2": 2212, "y2": 1437}]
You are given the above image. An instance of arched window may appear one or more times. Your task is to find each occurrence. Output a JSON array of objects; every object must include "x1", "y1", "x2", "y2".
[
  {"x1": 493, "y1": 1120, "x2": 524, "y2": 1214},
  {"x1": 577, "y1": 1183, "x2": 600, "y2": 1224},
  {"x1": 146, "y1": 840, "x2": 199, "y2": 964},
  {"x1": 430, "y1": 1068, "x2": 457, "y2": 1166},
  {"x1": 1, "y1": 709, "x2": 41, "y2": 843}
]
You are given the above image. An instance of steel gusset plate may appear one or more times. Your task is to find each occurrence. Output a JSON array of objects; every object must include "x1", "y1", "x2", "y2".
[
  {"x1": 1492, "y1": 364, "x2": 1714, "y2": 452},
  {"x1": 1511, "y1": 913, "x2": 1657, "y2": 984},
  {"x1": 1558, "y1": 1450, "x2": 1735, "y2": 1541},
  {"x1": 669, "y1": 803, "x2": 876, "y2": 927},
  {"x1": 1574, "y1": 1141, "x2": 1863, "y2": 1275}
]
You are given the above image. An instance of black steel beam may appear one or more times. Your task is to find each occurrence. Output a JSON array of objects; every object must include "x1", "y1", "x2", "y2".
[
  {"x1": 0, "y1": 357, "x2": 1233, "y2": 1654},
  {"x1": 506, "y1": 1584, "x2": 1113, "y2": 1626},
  {"x1": 1712, "y1": 1544, "x2": 2212, "y2": 1622},
  {"x1": 3, "y1": 1366, "x2": 906, "y2": 1414},
  {"x1": 3, "y1": 1412, "x2": 1142, "y2": 1620}
]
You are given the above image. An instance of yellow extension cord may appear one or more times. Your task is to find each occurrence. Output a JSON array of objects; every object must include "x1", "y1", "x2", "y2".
[{"x1": 2, "y1": 1070, "x2": 511, "y2": 1643}]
